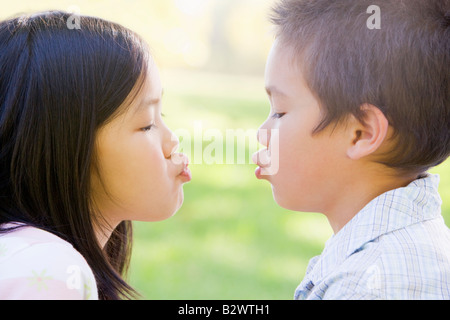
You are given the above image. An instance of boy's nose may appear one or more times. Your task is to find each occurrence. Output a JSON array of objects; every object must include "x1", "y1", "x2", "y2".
[{"x1": 257, "y1": 126, "x2": 270, "y2": 148}]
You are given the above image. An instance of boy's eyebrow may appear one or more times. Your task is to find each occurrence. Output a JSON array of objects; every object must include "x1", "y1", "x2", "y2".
[{"x1": 265, "y1": 85, "x2": 287, "y2": 97}]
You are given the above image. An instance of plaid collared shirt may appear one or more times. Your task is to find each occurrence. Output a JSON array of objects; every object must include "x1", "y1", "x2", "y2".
[{"x1": 294, "y1": 173, "x2": 450, "y2": 300}]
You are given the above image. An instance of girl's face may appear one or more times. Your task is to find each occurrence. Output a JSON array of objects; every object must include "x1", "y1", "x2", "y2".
[{"x1": 91, "y1": 58, "x2": 191, "y2": 228}]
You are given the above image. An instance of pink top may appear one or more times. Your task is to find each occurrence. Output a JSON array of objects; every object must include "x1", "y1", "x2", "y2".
[{"x1": 0, "y1": 224, "x2": 98, "y2": 300}]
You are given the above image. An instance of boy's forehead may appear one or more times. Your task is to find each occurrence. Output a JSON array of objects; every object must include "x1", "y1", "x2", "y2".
[
  {"x1": 265, "y1": 40, "x2": 307, "y2": 98},
  {"x1": 265, "y1": 85, "x2": 288, "y2": 98},
  {"x1": 267, "y1": 39, "x2": 301, "y2": 66}
]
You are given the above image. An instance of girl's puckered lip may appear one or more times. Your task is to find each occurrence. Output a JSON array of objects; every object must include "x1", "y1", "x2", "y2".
[
  {"x1": 177, "y1": 153, "x2": 191, "y2": 182},
  {"x1": 171, "y1": 153, "x2": 191, "y2": 180},
  {"x1": 178, "y1": 166, "x2": 192, "y2": 182}
]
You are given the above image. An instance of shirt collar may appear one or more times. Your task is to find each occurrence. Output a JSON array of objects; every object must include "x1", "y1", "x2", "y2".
[{"x1": 307, "y1": 173, "x2": 442, "y2": 284}]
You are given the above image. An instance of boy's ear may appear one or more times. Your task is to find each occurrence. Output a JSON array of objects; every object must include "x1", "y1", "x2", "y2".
[{"x1": 346, "y1": 104, "x2": 389, "y2": 160}]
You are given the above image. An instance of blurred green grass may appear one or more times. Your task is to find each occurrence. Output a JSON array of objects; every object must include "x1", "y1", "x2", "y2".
[{"x1": 128, "y1": 70, "x2": 450, "y2": 300}]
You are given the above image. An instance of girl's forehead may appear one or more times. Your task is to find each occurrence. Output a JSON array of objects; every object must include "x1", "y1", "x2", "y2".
[{"x1": 118, "y1": 63, "x2": 162, "y2": 116}]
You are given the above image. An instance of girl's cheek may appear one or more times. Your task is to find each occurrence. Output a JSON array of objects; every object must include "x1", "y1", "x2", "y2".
[{"x1": 141, "y1": 145, "x2": 170, "y2": 178}]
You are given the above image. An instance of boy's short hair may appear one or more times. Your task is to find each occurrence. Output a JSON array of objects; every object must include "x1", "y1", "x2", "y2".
[{"x1": 271, "y1": 0, "x2": 450, "y2": 174}]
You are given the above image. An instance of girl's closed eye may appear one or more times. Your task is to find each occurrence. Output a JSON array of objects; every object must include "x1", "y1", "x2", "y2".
[
  {"x1": 140, "y1": 113, "x2": 165, "y2": 132},
  {"x1": 141, "y1": 123, "x2": 155, "y2": 132}
]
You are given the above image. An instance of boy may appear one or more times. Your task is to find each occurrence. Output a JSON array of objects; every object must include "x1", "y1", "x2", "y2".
[{"x1": 253, "y1": 0, "x2": 450, "y2": 299}]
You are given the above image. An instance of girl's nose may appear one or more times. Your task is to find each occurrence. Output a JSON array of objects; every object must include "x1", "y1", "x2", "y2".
[{"x1": 163, "y1": 126, "x2": 180, "y2": 159}]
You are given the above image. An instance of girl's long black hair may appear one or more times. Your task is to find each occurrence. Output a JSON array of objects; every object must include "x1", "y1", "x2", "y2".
[{"x1": 0, "y1": 11, "x2": 150, "y2": 299}]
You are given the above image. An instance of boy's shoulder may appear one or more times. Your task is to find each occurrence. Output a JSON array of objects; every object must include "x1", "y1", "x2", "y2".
[
  {"x1": 334, "y1": 217, "x2": 450, "y2": 299},
  {"x1": 296, "y1": 174, "x2": 450, "y2": 299}
]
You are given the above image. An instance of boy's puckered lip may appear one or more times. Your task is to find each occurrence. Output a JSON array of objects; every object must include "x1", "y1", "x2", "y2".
[
  {"x1": 252, "y1": 150, "x2": 272, "y2": 180},
  {"x1": 254, "y1": 166, "x2": 263, "y2": 180},
  {"x1": 252, "y1": 149, "x2": 271, "y2": 169}
]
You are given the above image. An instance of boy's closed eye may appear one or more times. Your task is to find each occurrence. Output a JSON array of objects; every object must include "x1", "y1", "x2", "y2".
[{"x1": 272, "y1": 112, "x2": 286, "y2": 119}]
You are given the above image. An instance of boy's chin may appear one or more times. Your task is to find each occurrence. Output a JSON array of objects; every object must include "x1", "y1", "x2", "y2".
[
  {"x1": 272, "y1": 187, "x2": 312, "y2": 212},
  {"x1": 272, "y1": 188, "x2": 295, "y2": 211}
]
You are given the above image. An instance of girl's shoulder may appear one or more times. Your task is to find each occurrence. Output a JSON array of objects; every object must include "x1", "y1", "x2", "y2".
[{"x1": 0, "y1": 223, "x2": 98, "y2": 300}]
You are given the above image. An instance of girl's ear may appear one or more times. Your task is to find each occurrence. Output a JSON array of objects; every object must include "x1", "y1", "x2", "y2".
[{"x1": 346, "y1": 104, "x2": 389, "y2": 160}]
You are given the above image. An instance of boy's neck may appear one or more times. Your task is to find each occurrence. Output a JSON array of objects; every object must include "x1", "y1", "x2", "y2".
[{"x1": 324, "y1": 167, "x2": 419, "y2": 234}]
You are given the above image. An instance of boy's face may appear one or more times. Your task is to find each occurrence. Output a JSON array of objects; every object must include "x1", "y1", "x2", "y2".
[{"x1": 254, "y1": 40, "x2": 349, "y2": 213}]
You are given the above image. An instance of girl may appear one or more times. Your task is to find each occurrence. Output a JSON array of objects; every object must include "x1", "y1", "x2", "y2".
[{"x1": 0, "y1": 11, "x2": 191, "y2": 299}]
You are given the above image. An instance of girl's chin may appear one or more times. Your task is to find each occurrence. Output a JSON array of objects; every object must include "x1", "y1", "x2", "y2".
[
  {"x1": 136, "y1": 196, "x2": 184, "y2": 222},
  {"x1": 166, "y1": 187, "x2": 185, "y2": 218}
]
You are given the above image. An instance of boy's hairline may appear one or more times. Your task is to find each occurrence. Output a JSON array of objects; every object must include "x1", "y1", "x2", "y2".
[{"x1": 273, "y1": 36, "x2": 346, "y2": 133}]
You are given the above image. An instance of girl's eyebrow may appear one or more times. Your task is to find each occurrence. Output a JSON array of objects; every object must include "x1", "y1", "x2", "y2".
[
  {"x1": 141, "y1": 89, "x2": 164, "y2": 106},
  {"x1": 135, "y1": 89, "x2": 164, "y2": 114},
  {"x1": 141, "y1": 97, "x2": 160, "y2": 106}
]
